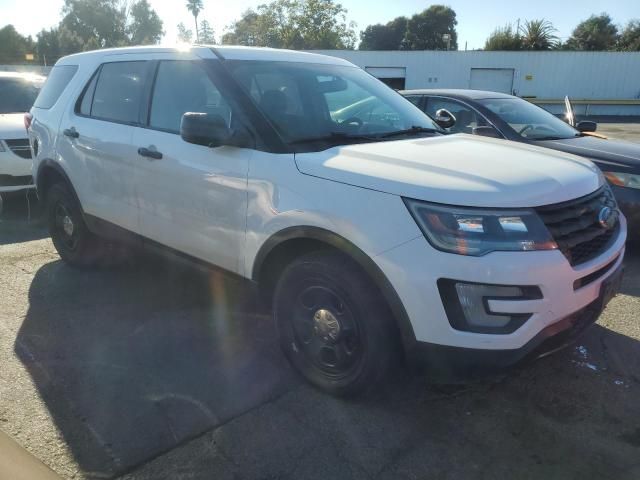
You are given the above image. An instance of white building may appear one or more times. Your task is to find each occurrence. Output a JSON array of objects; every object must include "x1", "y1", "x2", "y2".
[{"x1": 313, "y1": 50, "x2": 640, "y2": 116}]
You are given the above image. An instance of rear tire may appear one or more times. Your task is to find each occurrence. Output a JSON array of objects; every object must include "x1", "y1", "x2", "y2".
[
  {"x1": 274, "y1": 250, "x2": 398, "y2": 396},
  {"x1": 46, "y1": 183, "x2": 111, "y2": 268}
]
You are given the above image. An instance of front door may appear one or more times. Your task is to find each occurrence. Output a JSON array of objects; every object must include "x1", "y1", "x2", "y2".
[{"x1": 132, "y1": 58, "x2": 250, "y2": 274}]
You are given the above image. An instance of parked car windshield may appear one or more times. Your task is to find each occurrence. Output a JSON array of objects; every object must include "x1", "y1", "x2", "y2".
[
  {"x1": 0, "y1": 76, "x2": 43, "y2": 113},
  {"x1": 226, "y1": 60, "x2": 442, "y2": 146},
  {"x1": 478, "y1": 97, "x2": 580, "y2": 140}
]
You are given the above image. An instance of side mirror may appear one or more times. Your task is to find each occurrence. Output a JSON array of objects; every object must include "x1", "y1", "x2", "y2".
[
  {"x1": 180, "y1": 112, "x2": 252, "y2": 148},
  {"x1": 433, "y1": 108, "x2": 456, "y2": 129},
  {"x1": 472, "y1": 126, "x2": 502, "y2": 139},
  {"x1": 576, "y1": 120, "x2": 597, "y2": 133}
]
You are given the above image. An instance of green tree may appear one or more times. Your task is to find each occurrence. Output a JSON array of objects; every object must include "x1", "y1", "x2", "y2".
[
  {"x1": 186, "y1": 0, "x2": 204, "y2": 42},
  {"x1": 520, "y1": 19, "x2": 558, "y2": 50},
  {"x1": 199, "y1": 20, "x2": 215, "y2": 44},
  {"x1": 177, "y1": 22, "x2": 193, "y2": 43},
  {"x1": 403, "y1": 5, "x2": 457, "y2": 50},
  {"x1": 60, "y1": 0, "x2": 128, "y2": 48},
  {"x1": 359, "y1": 16, "x2": 407, "y2": 50},
  {"x1": 0, "y1": 25, "x2": 34, "y2": 64},
  {"x1": 128, "y1": 0, "x2": 164, "y2": 45},
  {"x1": 484, "y1": 24, "x2": 521, "y2": 50},
  {"x1": 222, "y1": 0, "x2": 356, "y2": 49},
  {"x1": 618, "y1": 20, "x2": 640, "y2": 51},
  {"x1": 565, "y1": 13, "x2": 619, "y2": 50}
]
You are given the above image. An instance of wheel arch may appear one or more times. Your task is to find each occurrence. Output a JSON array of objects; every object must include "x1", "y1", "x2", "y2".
[
  {"x1": 36, "y1": 159, "x2": 81, "y2": 207},
  {"x1": 252, "y1": 226, "x2": 417, "y2": 355}
]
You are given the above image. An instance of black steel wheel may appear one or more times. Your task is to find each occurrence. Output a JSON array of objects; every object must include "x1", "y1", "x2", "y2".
[
  {"x1": 274, "y1": 250, "x2": 397, "y2": 396},
  {"x1": 46, "y1": 183, "x2": 110, "y2": 268}
]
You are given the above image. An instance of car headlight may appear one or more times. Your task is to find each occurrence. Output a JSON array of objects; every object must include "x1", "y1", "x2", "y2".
[
  {"x1": 404, "y1": 199, "x2": 558, "y2": 256},
  {"x1": 603, "y1": 171, "x2": 640, "y2": 190}
]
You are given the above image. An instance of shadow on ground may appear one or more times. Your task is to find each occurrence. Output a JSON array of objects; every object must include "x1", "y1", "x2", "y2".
[
  {"x1": 12, "y1": 243, "x2": 640, "y2": 480},
  {"x1": 0, "y1": 192, "x2": 48, "y2": 245},
  {"x1": 14, "y1": 254, "x2": 297, "y2": 478}
]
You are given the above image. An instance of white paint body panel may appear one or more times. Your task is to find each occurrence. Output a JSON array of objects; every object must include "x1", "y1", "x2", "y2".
[
  {"x1": 0, "y1": 114, "x2": 34, "y2": 192},
  {"x1": 29, "y1": 46, "x2": 627, "y2": 356},
  {"x1": 295, "y1": 134, "x2": 601, "y2": 207}
]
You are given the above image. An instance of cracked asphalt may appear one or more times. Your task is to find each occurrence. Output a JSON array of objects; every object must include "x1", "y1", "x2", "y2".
[{"x1": 1, "y1": 123, "x2": 639, "y2": 479}]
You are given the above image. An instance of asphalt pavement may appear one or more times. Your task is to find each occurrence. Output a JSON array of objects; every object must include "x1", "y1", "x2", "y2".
[{"x1": 0, "y1": 124, "x2": 639, "y2": 479}]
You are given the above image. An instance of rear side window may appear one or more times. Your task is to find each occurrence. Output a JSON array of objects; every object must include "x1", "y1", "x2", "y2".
[
  {"x1": 89, "y1": 61, "x2": 147, "y2": 124},
  {"x1": 33, "y1": 65, "x2": 78, "y2": 109}
]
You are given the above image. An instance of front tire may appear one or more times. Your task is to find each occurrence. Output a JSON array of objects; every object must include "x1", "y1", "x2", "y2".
[
  {"x1": 274, "y1": 251, "x2": 398, "y2": 396},
  {"x1": 46, "y1": 183, "x2": 111, "y2": 268}
]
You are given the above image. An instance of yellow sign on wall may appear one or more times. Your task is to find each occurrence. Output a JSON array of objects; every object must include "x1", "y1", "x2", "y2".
[{"x1": 25, "y1": 53, "x2": 34, "y2": 61}]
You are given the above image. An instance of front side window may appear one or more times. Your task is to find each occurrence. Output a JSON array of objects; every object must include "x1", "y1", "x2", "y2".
[
  {"x1": 149, "y1": 61, "x2": 232, "y2": 133},
  {"x1": 478, "y1": 97, "x2": 579, "y2": 140},
  {"x1": 0, "y1": 77, "x2": 43, "y2": 113},
  {"x1": 226, "y1": 61, "x2": 441, "y2": 146},
  {"x1": 33, "y1": 65, "x2": 76, "y2": 109},
  {"x1": 90, "y1": 61, "x2": 147, "y2": 124},
  {"x1": 425, "y1": 98, "x2": 487, "y2": 134}
]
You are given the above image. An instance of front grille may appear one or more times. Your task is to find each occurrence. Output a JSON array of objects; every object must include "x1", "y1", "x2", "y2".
[
  {"x1": 536, "y1": 186, "x2": 619, "y2": 266},
  {"x1": 4, "y1": 139, "x2": 32, "y2": 159}
]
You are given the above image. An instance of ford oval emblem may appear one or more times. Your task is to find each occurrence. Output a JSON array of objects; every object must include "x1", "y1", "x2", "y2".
[{"x1": 598, "y1": 206, "x2": 616, "y2": 229}]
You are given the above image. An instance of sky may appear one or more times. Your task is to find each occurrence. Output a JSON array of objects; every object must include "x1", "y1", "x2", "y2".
[{"x1": 1, "y1": 0, "x2": 638, "y2": 49}]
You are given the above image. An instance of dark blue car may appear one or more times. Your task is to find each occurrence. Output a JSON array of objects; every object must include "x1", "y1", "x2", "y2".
[{"x1": 401, "y1": 89, "x2": 640, "y2": 240}]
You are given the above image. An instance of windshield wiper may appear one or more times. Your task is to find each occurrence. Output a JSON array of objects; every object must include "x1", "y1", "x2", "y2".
[
  {"x1": 289, "y1": 131, "x2": 379, "y2": 145},
  {"x1": 379, "y1": 125, "x2": 443, "y2": 138}
]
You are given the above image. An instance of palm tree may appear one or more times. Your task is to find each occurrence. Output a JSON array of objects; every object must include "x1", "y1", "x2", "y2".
[
  {"x1": 520, "y1": 19, "x2": 558, "y2": 50},
  {"x1": 186, "y1": 0, "x2": 204, "y2": 42}
]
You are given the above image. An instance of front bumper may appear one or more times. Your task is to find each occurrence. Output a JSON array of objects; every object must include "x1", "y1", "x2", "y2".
[
  {"x1": 611, "y1": 184, "x2": 640, "y2": 240},
  {"x1": 408, "y1": 263, "x2": 622, "y2": 379},
  {"x1": 374, "y1": 214, "x2": 627, "y2": 359},
  {"x1": 0, "y1": 148, "x2": 33, "y2": 193}
]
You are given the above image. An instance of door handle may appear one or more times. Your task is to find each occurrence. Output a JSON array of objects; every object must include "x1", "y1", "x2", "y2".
[
  {"x1": 63, "y1": 127, "x2": 79, "y2": 138},
  {"x1": 137, "y1": 147, "x2": 163, "y2": 160}
]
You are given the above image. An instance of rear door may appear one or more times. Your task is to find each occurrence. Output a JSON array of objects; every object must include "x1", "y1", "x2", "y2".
[
  {"x1": 57, "y1": 57, "x2": 152, "y2": 232},
  {"x1": 131, "y1": 57, "x2": 250, "y2": 274}
]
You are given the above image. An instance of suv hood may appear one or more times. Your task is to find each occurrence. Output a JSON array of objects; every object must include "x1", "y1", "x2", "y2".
[
  {"x1": 0, "y1": 113, "x2": 27, "y2": 139},
  {"x1": 294, "y1": 135, "x2": 601, "y2": 207}
]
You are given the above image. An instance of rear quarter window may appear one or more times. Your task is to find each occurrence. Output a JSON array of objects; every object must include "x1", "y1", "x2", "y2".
[{"x1": 33, "y1": 65, "x2": 78, "y2": 109}]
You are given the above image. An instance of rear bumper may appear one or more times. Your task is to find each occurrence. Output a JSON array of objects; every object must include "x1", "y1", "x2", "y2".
[{"x1": 406, "y1": 264, "x2": 622, "y2": 380}]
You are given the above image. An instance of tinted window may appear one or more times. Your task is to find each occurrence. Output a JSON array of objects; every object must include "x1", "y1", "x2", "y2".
[
  {"x1": 425, "y1": 97, "x2": 488, "y2": 134},
  {"x1": 33, "y1": 65, "x2": 77, "y2": 109},
  {"x1": 149, "y1": 61, "x2": 232, "y2": 133},
  {"x1": 91, "y1": 62, "x2": 147, "y2": 124},
  {"x1": 0, "y1": 77, "x2": 43, "y2": 113},
  {"x1": 404, "y1": 95, "x2": 423, "y2": 108}
]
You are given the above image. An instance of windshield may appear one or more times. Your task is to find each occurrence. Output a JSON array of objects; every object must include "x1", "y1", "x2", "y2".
[
  {"x1": 226, "y1": 60, "x2": 441, "y2": 145},
  {"x1": 478, "y1": 97, "x2": 579, "y2": 140},
  {"x1": 0, "y1": 77, "x2": 43, "y2": 113}
]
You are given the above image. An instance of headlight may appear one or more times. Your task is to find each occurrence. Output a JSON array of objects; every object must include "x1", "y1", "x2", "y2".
[
  {"x1": 603, "y1": 171, "x2": 640, "y2": 190},
  {"x1": 404, "y1": 199, "x2": 558, "y2": 256}
]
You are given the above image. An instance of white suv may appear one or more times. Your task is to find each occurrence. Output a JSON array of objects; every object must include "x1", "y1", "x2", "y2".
[{"x1": 29, "y1": 46, "x2": 626, "y2": 395}]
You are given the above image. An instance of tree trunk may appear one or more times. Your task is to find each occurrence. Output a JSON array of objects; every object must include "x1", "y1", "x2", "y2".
[{"x1": 194, "y1": 14, "x2": 199, "y2": 43}]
